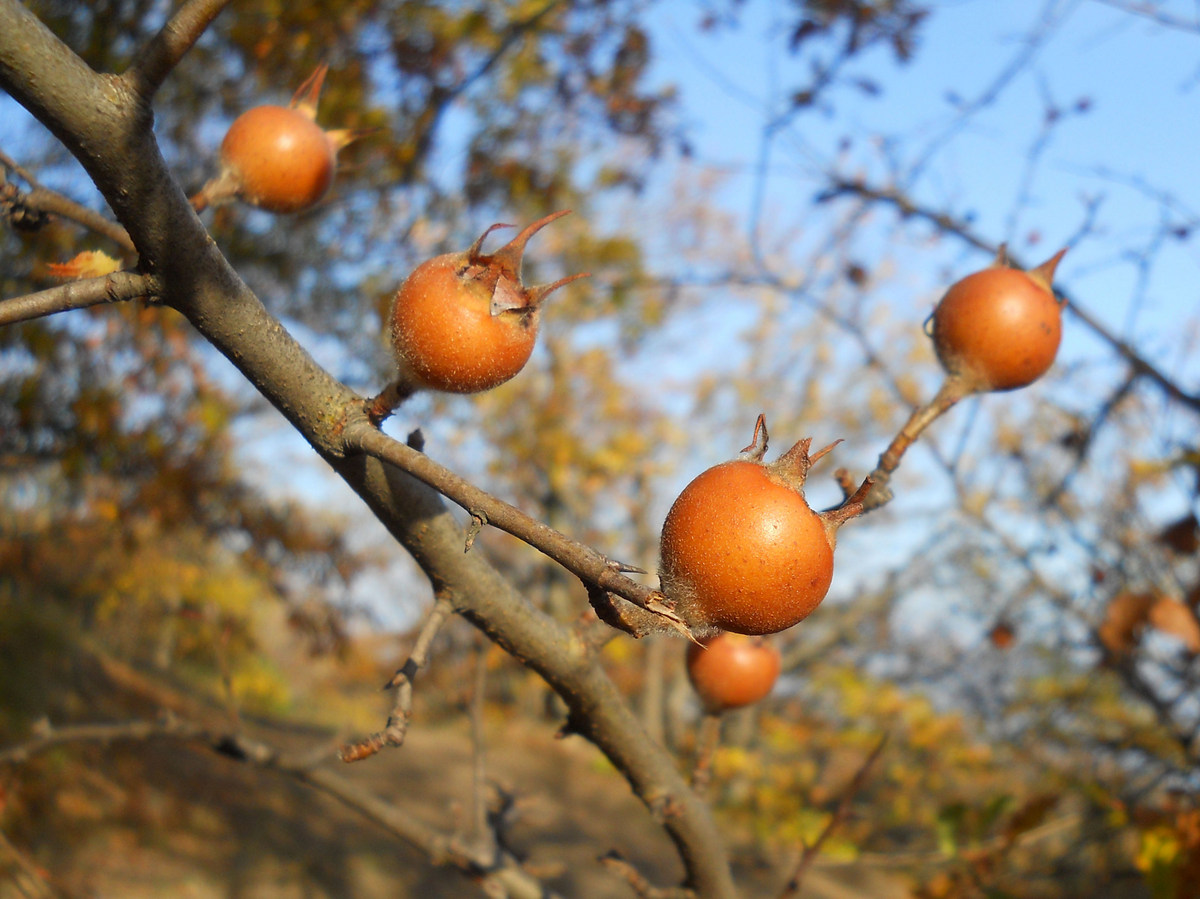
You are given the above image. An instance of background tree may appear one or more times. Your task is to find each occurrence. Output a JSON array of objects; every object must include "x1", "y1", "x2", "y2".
[{"x1": 1, "y1": 1, "x2": 1198, "y2": 898}]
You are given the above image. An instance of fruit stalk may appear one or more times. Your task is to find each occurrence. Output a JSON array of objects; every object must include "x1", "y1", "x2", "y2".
[{"x1": 861, "y1": 375, "x2": 974, "y2": 511}]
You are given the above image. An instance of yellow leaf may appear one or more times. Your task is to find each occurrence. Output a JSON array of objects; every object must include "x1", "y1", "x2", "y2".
[{"x1": 45, "y1": 250, "x2": 122, "y2": 280}]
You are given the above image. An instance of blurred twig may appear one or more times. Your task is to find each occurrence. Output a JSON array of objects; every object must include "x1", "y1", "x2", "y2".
[
  {"x1": 341, "y1": 594, "x2": 453, "y2": 761},
  {"x1": 778, "y1": 733, "x2": 888, "y2": 899}
]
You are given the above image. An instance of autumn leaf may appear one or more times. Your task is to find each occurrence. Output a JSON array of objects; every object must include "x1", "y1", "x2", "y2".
[
  {"x1": 1097, "y1": 592, "x2": 1155, "y2": 656},
  {"x1": 45, "y1": 250, "x2": 122, "y2": 280},
  {"x1": 1146, "y1": 596, "x2": 1200, "y2": 654}
]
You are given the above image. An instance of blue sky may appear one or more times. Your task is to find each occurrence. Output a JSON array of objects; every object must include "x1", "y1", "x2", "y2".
[{"x1": 642, "y1": 0, "x2": 1200, "y2": 350}]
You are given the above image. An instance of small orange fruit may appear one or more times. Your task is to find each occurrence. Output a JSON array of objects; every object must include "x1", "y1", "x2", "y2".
[
  {"x1": 686, "y1": 633, "x2": 782, "y2": 712},
  {"x1": 198, "y1": 65, "x2": 369, "y2": 214},
  {"x1": 389, "y1": 210, "x2": 586, "y2": 394},
  {"x1": 931, "y1": 247, "x2": 1067, "y2": 391},
  {"x1": 659, "y1": 415, "x2": 865, "y2": 636}
]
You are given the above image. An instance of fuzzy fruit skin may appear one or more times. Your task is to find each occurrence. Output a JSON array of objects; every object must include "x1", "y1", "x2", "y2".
[
  {"x1": 389, "y1": 252, "x2": 538, "y2": 394},
  {"x1": 931, "y1": 266, "x2": 1063, "y2": 391},
  {"x1": 686, "y1": 633, "x2": 782, "y2": 712},
  {"x1": 220, "y1": 105, "x2": 335, "y2": 213},
  {"x1": 659, "y1": 460, "x2": 835, "y2": 635}
]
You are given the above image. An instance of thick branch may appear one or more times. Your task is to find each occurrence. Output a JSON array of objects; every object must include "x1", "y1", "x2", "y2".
[{"x1": 0, "y1": 270, "x2": 159, "y2": 327}]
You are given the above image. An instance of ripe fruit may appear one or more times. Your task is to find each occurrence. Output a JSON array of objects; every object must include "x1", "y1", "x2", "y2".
[
  {"x1": 930, "y1": 247, "x2": 1067, "y2": 391},
  {"x1": 686, "y1": 633, "x2": 781, "y2": 712},
  {"x1": 987, "y1": 620, "x2": 1016, "y2": 650},
  {"x1": 389, "y1": 210, "x2": 586, "y2": 394},
  {"x1": 197, "y1": 65, "x2": 367, "y2": 214},
  {"x1": 659, "y1": 416, "x2": 866, "y2": 636}
]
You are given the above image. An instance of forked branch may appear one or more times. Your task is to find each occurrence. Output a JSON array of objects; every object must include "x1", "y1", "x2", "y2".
[{"x1": 125, "y1": 0, "x2": 235, "y2": 99}]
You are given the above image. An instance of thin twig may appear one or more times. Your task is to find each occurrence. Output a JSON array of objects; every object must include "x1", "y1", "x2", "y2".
[
  {"x1": 1092, "y1": 0, "x2": 1200, "y2": 33},
  {"x1": 340, "y1": 595, "x2": 453, "y2": 761},
  {"x1": 0, "y1": 715, "x2": 205, "y2": 766},
  {"x1": 599, "y1": 850, "x2": 696, "y2": 899},
  {"x1": 690, "y1": 713, "x2": 722, "y2": 798},
  {"x1": 0, "y1": 271, "x2": 159, "y2": 327},
  {"x1": 0, "y1": 829, "x2": 62, "y2": 899},
  {"x1": 124, "y1": 0, "x2": 234, "y2": 99},
  {"x1": 342, "y1": 421, "x2": 691, "y2": 633},
  {"x1": 778, "y1": 733, "x2": 889, "y2": 899},
  {"x1": 468, "y1": 637, "x2": 491, "y2": 849}
]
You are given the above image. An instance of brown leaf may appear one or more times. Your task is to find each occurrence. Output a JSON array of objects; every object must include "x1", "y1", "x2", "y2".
[
  {"x1": 1156, "y1": 513, "x2": 1199, "y2": 555},
  {"x1": 1147, "y1": 596, "x2": 1200, "y2": 654},
  {"x1": 1097, "y1": 592, "x2": 1155, "y2": 655}
]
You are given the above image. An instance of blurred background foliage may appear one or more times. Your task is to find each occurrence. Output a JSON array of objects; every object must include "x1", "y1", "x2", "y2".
[{"x1": 1, "y1": 0, "x2": 1199, "y2": 896}]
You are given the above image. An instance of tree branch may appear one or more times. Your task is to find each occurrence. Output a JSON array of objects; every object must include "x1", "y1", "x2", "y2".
[
  {"x1": 125, "y1": 0, "x2": 234, "y2": 99},
  {"x1": 1, "y1": 149, "x2": 136, "y2": 253},
  {"x1": 0, "y1": 829, "x2": 63, "y2": 899},
  {"x1": 341, "y1": 594, "x2": 454, "y2": 761},
  {"x1": 0, "y1": 715, "x2": 557, "y2": 899},
  {"x1": 0, "y1": 5, "x2": 738, "y2": 894},
  {"x1": 342, "y1": 422, "x2": 690, "y2": 633},
  {"x1": 0, "y1": 270, "x2": 159, "y2": 327},
  {"x1": 778, "y1": 733, "x2": 888, "y2": 899}
]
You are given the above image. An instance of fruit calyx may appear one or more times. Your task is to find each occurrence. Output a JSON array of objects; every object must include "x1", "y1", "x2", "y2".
[
  {"x1": 992, "y1": 243, "x2": 1068, "y2": 293},
  {"x1": 194, "y1": 63, "x2": 375, "y2": 214},
  {"x1": 457, "y1": 209, "x2": 589, "y2": 318},
  {"x1": 739, "y1": 413, "x2": 867, "y2": 533},
  {"x1": 291, "y1": 63, "x2": 379, "y2": 155}
]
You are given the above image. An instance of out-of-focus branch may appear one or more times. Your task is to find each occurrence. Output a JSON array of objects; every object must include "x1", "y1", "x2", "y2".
[
  {"x1": 1, "y1": 151, "x2": 136, "y2": 254},
  {"x1": 690, "y1": 713, "x2": 722, "y2": 798},
  {"x1": 600, "y1": 851, "x2": 696, "y2": 899},
  {"x1": 778, "y1": 733, "x2": 888, "y2": 899},
  {"x1": 975, "y1": 511, "x2": 1200, "y2": 764},
  {"x1": 400, "y1": 0, "x2": 564, "y2": 181},
  {"x1": 341, "y1": 595, "x2": 453, "y2": 761},
  {"x1": 1064, "y1": 298, "x2": 1200, "y2": 414},
  {"x1": 0, "y1": 270, "x2": 159, "y2": 327},
  {"x1": 0, "y1": 715, "x2": 556, "y2": 899},
  {"x1": 1093, "y1": 0, "x2": 1200, "y2": 33},
  {"x1": 125, "y1": 0, "x2": 234, "y2": 99},
  {"x1": 820, "y1": 176, "x2": 1200, "y2": 415},
  {"x1": 468, "y1": 638, "x2": 490, "y2": 849},
  {"x1": 0, "y1": 829, "x2": 63, "y2": 899}
]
